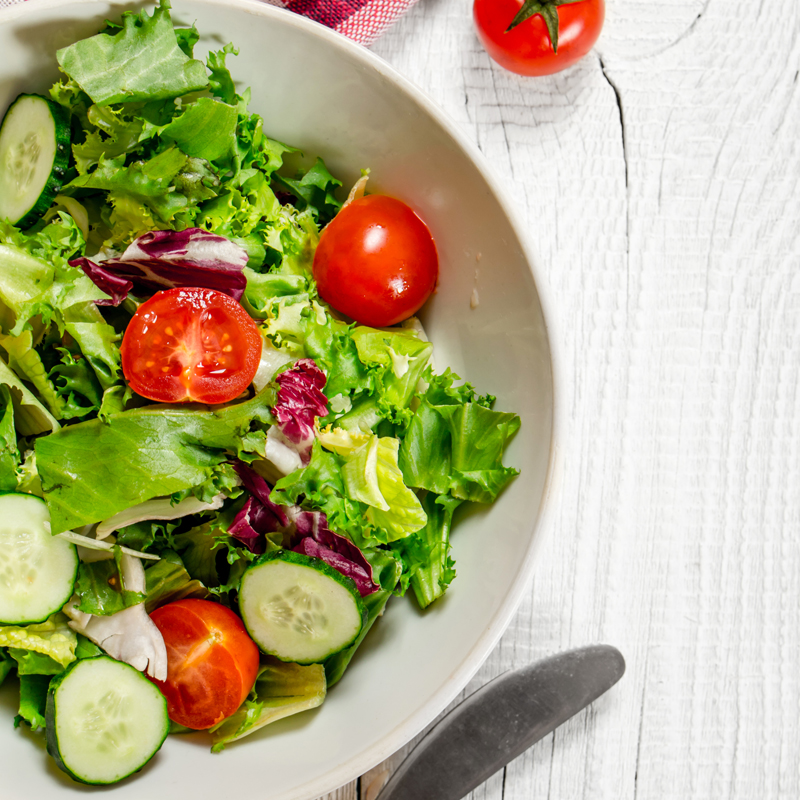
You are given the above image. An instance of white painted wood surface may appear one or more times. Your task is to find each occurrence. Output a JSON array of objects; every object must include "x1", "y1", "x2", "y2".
[{"x1": 322, "y1": 0, "x2": 800, "y2": 797}]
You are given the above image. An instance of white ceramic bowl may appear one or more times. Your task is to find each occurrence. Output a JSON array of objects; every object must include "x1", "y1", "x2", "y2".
[{"x1": 0, "y1": 1, "x2": 561, "y2": 797}]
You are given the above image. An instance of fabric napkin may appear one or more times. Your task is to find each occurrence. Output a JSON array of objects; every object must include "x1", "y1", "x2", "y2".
[{"x1": 0, "y1": 0, "x2": 417, "y2": 45}]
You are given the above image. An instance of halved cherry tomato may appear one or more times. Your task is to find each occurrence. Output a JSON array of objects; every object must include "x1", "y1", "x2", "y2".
[
  {"x1": 120, "y1": 287, "x2": 261, "y2": 404},
  {"x1": 313, "y1": 194, "x2": 438, "y2": 328},
  {"x1": 149, "y1": 599, "x2": 260, "y2": 730},
  {"x1": 473, "y1": 0, "x2": 604, "y2": 77}
]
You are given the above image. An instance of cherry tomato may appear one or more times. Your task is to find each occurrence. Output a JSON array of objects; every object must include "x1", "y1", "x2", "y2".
[
  {"x1": 120, "y1": 287, "x2": 261, "y2": 404},
  {"x1": 149, "y1": 599, "x2": 260, "y2": 730},
  {"x1": 473, "y1": 0, "x2": 605, "y2": 77},
  {"x1": 313, "y1": 194, "x2": 438, "y2": 328}
]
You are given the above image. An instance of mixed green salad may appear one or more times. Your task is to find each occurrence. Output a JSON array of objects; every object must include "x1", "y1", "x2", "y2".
[{"x1": 0, "y1": 0, "x2": 520, "y2": 786}]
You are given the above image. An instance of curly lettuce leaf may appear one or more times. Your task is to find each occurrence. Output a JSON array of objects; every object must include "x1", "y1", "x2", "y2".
[
  {"x1": 56, "y1": 0, "x2": 208, "y2": 106},
  {"x1": 391, "y1": 493, "x2": 461, "y2": 609},
  {"x1": 273, "y1": 157, "x2": 342, "y2": 225},
  {"x1": 340, "y1": 435, "x2": 426, "y2": 542},
  {"x1": 400, "y1": 373, "x2": 520, "y2": 504}
]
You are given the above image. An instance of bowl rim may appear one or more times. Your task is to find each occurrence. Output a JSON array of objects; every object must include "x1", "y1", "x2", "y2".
[{"x1": 0, "y1": 0, "x2": 567, "y2": 796}]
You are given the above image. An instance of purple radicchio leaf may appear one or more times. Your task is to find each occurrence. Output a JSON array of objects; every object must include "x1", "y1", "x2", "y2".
[
  {"x1": 70, "y1": 228, "x2": 248, "y2": 305},
  {"x1": 288, "y1": 507, "x2": 379, "y2": 596},
  {"x1": 272, "y1": 359, "x2": 328, "y2": 465},
  {"x1": 231, "y1": 461, "x2": 289, "y2": 527},
  {"x1": 228, "y1": 496, "x2": 285, "y2": 554},
  {"x1": 71, "y1": 258, "x2": 134, "y2": 307}
]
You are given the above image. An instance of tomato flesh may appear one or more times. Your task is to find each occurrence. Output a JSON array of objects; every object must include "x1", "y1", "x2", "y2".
[
  {"x1": 121, "y1": 287, "x2": 262, "y2": 404},
  {"x1": 149, "y1": 599, "x2": 260, "y2": 730},
  {"x1": 473, "y1": 0, "x2": 605, "y2": 77},
  {"x1": 313, "y1": 194, "x2": 438, "y2": 328}
]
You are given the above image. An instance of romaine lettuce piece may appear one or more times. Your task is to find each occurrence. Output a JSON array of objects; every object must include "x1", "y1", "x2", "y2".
[
  {"x1": 8, "y1": 648, "x2": 64, "y2": 676},
  {"x1": 0, "y1": 614, "x2": 77, "y2": 670}
]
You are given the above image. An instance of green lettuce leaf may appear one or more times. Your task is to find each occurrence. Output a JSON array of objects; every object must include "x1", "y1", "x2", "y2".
[
  {"x1": 36, "y1": 388, "x2": 274, "y2": 534},
  {"x1": 399, "y1": 376, "x2": 520, "y2": 504},
  {"x1": 271, "y1": 442, "x2": 372, "y2": 546},
  {"x1": 0, "y1": 615, "x2": 77, "y2": 670},
  {"x1": 50, "y1": 347, "x2": 104, "y2": 419},
  {"x1": 72, "y1": 104, "x2": 146, "y2": 175},
  {"x1": 0, "y1": 648, "x2": 13, "y2": 686},
  {"x1": 0, "y1": 330, "x2": 63, "y2": 417},
  {"x1": 209, "y1": 659, "x2": 326, "y2": 752},
  {"x1": 0, "y1": 386, "x2": 20, "y2": 491},
  {"x1": 144, "y1": 550, "x2": 209, "y2": 613},
  {"x1": 167, "y1": 522, "x2": 218, "y2": 584},
  {"x1": 324, "y1": 547, "x2": 402, "y2": 687},
  {"x1": 206, "y1": 44, "x2": 240, "y2": 106},
  {"x1": 8, "y1": 648, "x2": 64, "y2": 675},
  {"x1": 0, "y1": 356, "x2": 59, "y2": 436},
  {"x1": 15, "y1": 674, "x2": 50, "y2": 731},
  {"x1": 68, "y1": 147, "x2": 190, "y2": 224},
  {"x1": 160, "y1": 97, "x2": 239, "y2": 164},
  {"x1": 351, "y1": 327, "x2": 433, "y2": 426},
  {"x1": 391, "y1": 493, "x2": 462, "y2": 609},
  {"x1": 340, "y1": 435, "x2": 426, "y2": 542},
  {"x1": 273, "y1": 157, "x2": 342, "y2": 225},
  {"x1": 74, "y1": 634, "x2": 103, "y2": 660},
  {"x1": 74, "y1": 549, "x2": 147, "y2": 616},
  {"x1": 56, "y1": 0, "x2": 208, "y2": 106}
]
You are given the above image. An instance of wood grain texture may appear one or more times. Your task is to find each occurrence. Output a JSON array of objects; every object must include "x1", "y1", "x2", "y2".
[{"x1": 319, "y1": 0, "x2": 800, "y2": 797}]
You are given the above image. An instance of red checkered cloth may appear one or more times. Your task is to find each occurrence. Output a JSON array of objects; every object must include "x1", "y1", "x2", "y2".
[{"x1": 0, "y1": 0, "x2": 419, "y2": 45}]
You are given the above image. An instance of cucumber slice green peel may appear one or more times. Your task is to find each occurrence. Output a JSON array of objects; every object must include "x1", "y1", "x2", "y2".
[
  {"x1": 239, "y1": 550, "x2": 367, "y2": 665},
  {"x1": 0, "y1": 94, "x2": 71, "y2": 229},
  {"x1": 0, "y1": 493, "x2": 78, "y2": 626},
  {"x1": 46, "y1": 656, "x2": 169, "y2": 785}
]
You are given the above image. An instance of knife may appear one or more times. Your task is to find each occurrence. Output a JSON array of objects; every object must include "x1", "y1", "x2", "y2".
[{"x1": 374, "y1": 644, "x2": 625, "y2": 800}]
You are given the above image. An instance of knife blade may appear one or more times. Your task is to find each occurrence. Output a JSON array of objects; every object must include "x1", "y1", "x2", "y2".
[{"x1": 375, "y1": 644, "x2": 625, "y2": 800}]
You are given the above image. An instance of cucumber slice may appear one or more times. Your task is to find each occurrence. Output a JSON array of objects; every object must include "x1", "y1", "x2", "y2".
[
  {"x1": 0, "y1": 94, "x2": 70, "y2": 228},
  {"x1": 0, "y1": 493, "x2": 78, "y2": 625},
  {"x1": 239, "y1": 550, "x2": 366, "y2": 665},
  {"x1": 46, "y1": 655, "x2": 169, "y2": 785}
]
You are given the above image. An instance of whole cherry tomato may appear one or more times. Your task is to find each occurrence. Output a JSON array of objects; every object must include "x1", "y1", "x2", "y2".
[
  {"x1": 473, "y1": 0, "x2": 605, "y2": 77},
  {"x1": 120, "y1": 287, "x2": 262, "y2": 404},
  {"x1": 313, "y1": 194, "x2": 438, "y2": 328},
  {"x1": 149, "y1": 599, "x2": 260, "y2": 730}
]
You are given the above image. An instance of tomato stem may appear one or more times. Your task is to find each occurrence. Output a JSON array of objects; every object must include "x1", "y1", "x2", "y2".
[{"x1": 505, "y1": 0, "x2": 587, "y2": 52}]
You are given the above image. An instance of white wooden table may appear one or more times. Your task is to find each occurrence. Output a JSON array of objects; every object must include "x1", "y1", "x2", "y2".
[{"x1": 323, "y1": 0, "x2": 800, "y2": 797}]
